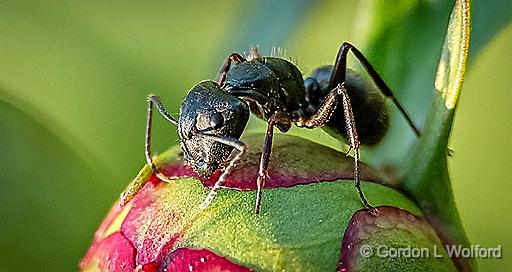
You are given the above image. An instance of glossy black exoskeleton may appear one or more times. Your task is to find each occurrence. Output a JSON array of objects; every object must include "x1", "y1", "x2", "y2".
[{"x1": 138, "y1": 42, "x2": 421, "y2": 214}]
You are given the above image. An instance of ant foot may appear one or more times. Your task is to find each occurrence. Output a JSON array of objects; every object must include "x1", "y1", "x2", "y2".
[{"x1": 365, "y1": 204, "x2": 379, "y2": 216}]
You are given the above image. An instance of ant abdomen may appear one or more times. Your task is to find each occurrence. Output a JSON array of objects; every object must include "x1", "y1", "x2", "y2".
[{"x1": 305, "y1": 66, "x2": 390, "y2": 145}]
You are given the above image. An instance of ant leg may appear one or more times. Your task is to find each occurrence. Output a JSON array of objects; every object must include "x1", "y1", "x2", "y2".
[
  {"x1": 329, "y1": 42, "x2": 421, "y2": 137},
  {"x1": 148, "y1": 95, "x2": 178, "y2": 125},
  {"x1": 145, "y1": 95, "x2": 178, "y2": 183},
  {"x1": 254, "y1": 112, "x2": 290, "y2": 214},
  {"x1": 216, "y1": 53, "x2": 246, "y2": 86},
  {"x1": 120, "y1": 95, "x2": 178, "y2": 205},
  {"x1": 303, "y1": 83, "x2": 344, "y2": 128},
  {"x1": 255, "y1": 119, "x2": 274, "y2": 214},
  {"x1": 197, "y1": 133, "x2": 248, "y2": 210},
  {"x1": 338, "y1": 85, "x2": 377, "y2": 214},
  {"x1": 345, "y1": 146, "x2": 352, "y2": 156},
  {"x1": 303, "y1": 84, "x2": 377, "y2": 214}
]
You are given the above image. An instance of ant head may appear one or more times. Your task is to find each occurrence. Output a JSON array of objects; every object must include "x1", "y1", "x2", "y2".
[{"x1": 178, "y1": 80, "x2": 249, "y2": 178}]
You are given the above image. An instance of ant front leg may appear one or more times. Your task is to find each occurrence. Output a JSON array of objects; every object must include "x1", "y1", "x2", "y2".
[
  {"x1": 216, "y1": 53, "x2": 246, "y2": 86},
  {"x1": 120, "y1": 95, "x2": 179, "y2": 205},
  {"x1": 145, "y1": 95, "x2": 179, "y2": 183},
  {"x1": 304, "y1": 84, "x2": 377, "y2": 214},
  {"x1": 198, "y1": 133, "x2": 248, "y2": 210},
  {"x1": 330, "y1": 42, "x2": 421, "y2": 137}
]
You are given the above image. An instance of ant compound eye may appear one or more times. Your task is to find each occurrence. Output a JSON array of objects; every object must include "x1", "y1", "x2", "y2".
[{"x1": 210, "y1": 112, "x2": 224, "y2": 129}]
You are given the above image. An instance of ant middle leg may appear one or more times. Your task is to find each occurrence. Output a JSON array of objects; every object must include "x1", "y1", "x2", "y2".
[
  {"x1": 254, "y1": 112, "x2": 291, "y2": 214},
  {"x1": 330, "y1": 42, "x2": 421, "y2": 137},
  {"x1": 303, "y1": 83, "x2": 377, "y2": 214}
]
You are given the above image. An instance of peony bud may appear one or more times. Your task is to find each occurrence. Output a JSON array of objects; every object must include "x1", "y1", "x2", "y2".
[{"x1": 81, "y1": 134, "x2": 457, "y2": 271}]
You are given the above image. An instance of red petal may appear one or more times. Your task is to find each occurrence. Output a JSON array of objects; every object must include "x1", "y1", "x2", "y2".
[
  {"x1": 159, "y1": 248, "x2": 254, "y2": 272},
  {"x1": 160, "y1": 135, "x2": 389, "y2": 190},
  {"x1": 121, "y1": 182, "x2": 181, "y2": 266},
  {"x1": 80, "y1": 232, "x2": 136, "y2": 272},
  {"x1": 337, "y1": 206, "x2": 434, "y2": 271}
]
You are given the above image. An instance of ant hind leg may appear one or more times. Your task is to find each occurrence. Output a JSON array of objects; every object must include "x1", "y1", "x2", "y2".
[{"x1": 330, "y1": 42, "x2": 421, "y2": 137}]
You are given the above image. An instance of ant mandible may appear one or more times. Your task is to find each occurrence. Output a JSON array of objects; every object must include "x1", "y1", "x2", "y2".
[{"x1": 141, "y1": 42, "x2": 421, "y2": 214}]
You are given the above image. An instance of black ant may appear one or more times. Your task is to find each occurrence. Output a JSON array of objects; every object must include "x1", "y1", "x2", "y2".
[{"x1": 141, "y1": 42, "x2": 420, "y2": 214}]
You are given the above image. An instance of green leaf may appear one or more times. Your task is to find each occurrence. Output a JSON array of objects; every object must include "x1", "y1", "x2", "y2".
[{"x1": 402, "y1": 1, "x2": 474, "y2": 271}]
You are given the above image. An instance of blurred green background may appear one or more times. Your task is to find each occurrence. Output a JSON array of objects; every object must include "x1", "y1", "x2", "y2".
[{"x1": 0, "y1": 1, "x2": 510, "y2": 271}]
